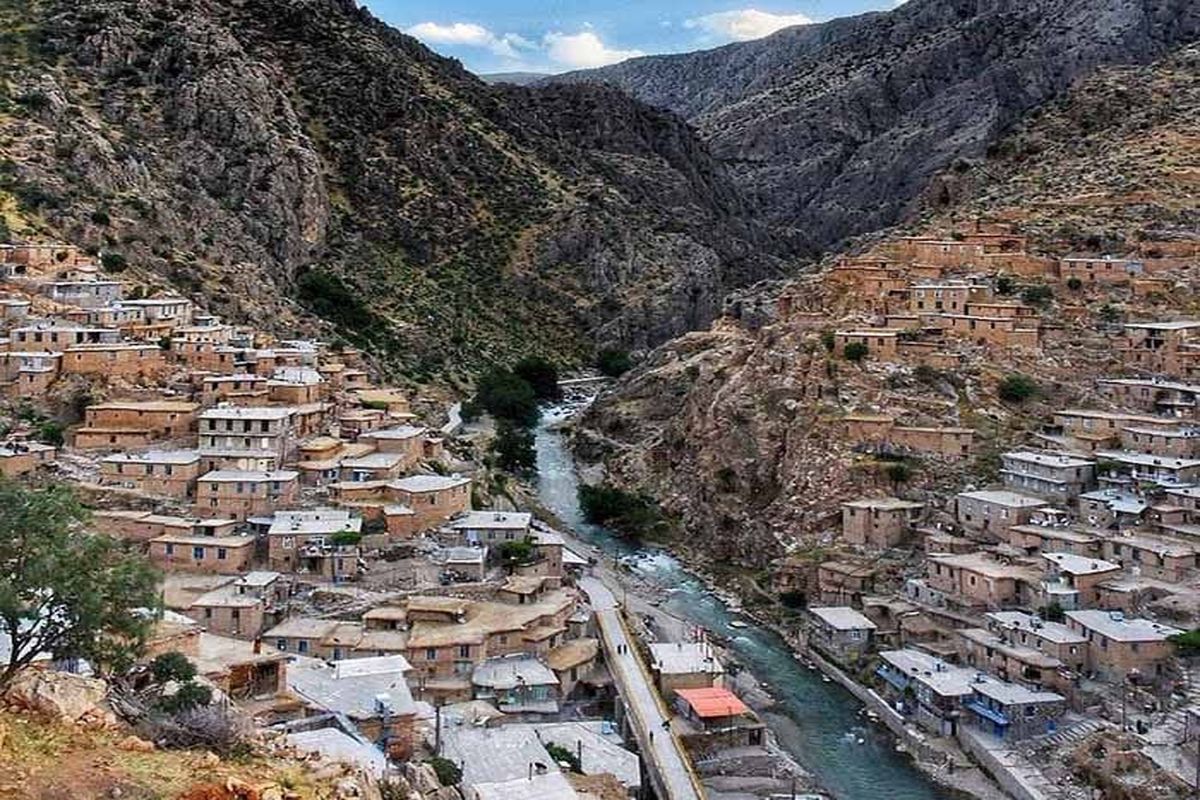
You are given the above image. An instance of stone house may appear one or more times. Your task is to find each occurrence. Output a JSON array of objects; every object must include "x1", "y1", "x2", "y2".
[
  {"x1": 926, "y1": 553, "x2": 1040, "y2": 611},
  {"x1": 1065, "y1": 610, "x2": 1182, "y2": 682},
  {"x1": 648, "y1": 642, "x2": 725, "y2": 699},
  {"x1": 1101, "y1": 534, "x2": 1198, "y2": 582},
  {"x1": 198, "y1": 405, "x2": 296, "y2": 472},
  {"x1": 841, "y1": 497, "x2": 925, "y2": 548},
  {"x1": 1059, "y1": 256, "x2": 1139, "y2": 285},
  {"x1": 875, "y1": 649, "x2": 977, "y2": 737},
  {"x1": 833, "y1": 329, "x2": 899, "y2": 360},
  {"x1": 1000, "y1": 451, "x2": 1096, "y2": 501},
  {"x1": 194, "y1": 469, "x2": 300, "y2": 520},
  {"x1": 1040, "y1": 552, "x2": 1121, "y2": 610},
  {"x1": 1120, "y1": 320, "x2": 1200, "y2": 376},
  {"x1": 963, "y1": 679, "x2": 1066, "y2": 741},
  {"x1": 1097, "y1": 378, "x2": 1200, "y2": 417},
  {"x1": 1095, "y1": 449, "x2": 1200, "y2": 488},
  {"x1": 0, "y1": 441, "x2": 57, "y2": 477},
  {"x1": 816, "y1": 560, "x2": 876, "y2": 606},
  {"x1": 805, "y1": 606, "x2": 877, "y2": 665},
  {"x1": 100, "y1": 450, "x2": 201, "y2": 498},
  {"x1": 389, "y1": 474, "x2": 472, "y2": 531},
  {"x1": 75, "y1": 401, "x2": 200, "y2": 450},
  {"x1": 200, "y1": 374, "x2": 269, "y2": 406},
  {"x1": 956, "y1": 490, "x2": 1049, "y2": 542},
  {"x1": 357, "y1": 425, "x2": 428, "y2": 470},
  {"x1": 150, "y1": 531, "x2": 256, "y2": 575},
  {"x1": 985, "y1": 611, "x2": 1087, "y2": 674},
  {"x1": 62, "y1": 343, "x2": 167, "y2": 377}
]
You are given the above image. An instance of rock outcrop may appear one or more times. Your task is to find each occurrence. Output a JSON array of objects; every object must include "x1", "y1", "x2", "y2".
[
  {"x1": 0, "y1": 0, "x2": 779, "y2": 374},
  {"x1": 554, "y1": 0, "x2": 1200, "y2": 254}
]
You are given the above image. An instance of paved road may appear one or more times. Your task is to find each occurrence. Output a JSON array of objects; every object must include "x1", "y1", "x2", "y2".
[{"x1": 579, "y1": 575, "x2": 705, "y2": 800}]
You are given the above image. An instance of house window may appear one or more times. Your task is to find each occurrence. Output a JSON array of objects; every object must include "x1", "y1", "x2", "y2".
[
  {"x1": 297, "y1": 640, "x2": 309, "y2": 654},
  {"x1": 165, "y1": 543, "x2": 174, "y2": 555},
  {"x1": 426, "y1": 648, "x2": 437, "y2": 661},
  {"x1": 193, "y1": 546, "x2": 205, "y2": 560},
  {"x1": 217, "y1": 548, "x2": 227, "y2": 561},
  {"x1": 459, "y1": 645, "x2": 470, "y2": 659},
  {"x1": 276, "y1": 639, "x2": 287, "y2": 651}
]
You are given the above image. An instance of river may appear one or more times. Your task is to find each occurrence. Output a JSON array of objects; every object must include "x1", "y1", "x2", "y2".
[{"x1": 534, "y1": 405, "x2": 952, "y2": 800}]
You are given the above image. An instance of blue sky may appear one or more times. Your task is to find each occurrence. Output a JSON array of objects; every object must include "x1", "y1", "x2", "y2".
[{"x1": 363, "y1": 1, "x2": 898, "y2": 74}]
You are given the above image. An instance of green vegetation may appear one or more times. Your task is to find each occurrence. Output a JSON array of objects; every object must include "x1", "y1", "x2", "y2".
[
  {"x1": 156, "y1": 681, "x2": 213, "y2": 713},
  {"x1": 545, "y1": 742, "x2": 582, "y2": 773},
  {"x1": 998, "y1": 373, "x2": 1039, "y2": 403},
  {"x1": 497, "y1": 537, "x2": 536, "y2": 567},
  {"x1": 149, "y1": 651, "x2": 212, "y2": 712},
  {"x1": 843, "y1": 341, "x2": 869, "y2": 362},
  {"x1": 0, "y1": 480, "x2": 160, "y2": 687},
  {"x1": 430, "y1": 756, "x2": 463, "y2": 786},
  {"x1": 1038, "y1": 602, "x2": 1066, "y2": 623},
  {"x1": 579, "y1": 484, "x2": 668, "y2": 540},
  {"x1": 1169, "y1": 629, "x2": 1200, "y2": 657},
  {"x1": 884, "y1": 461, "x2": 912, "y2": 486},
  {"x1": 995, "y1": 274, "x2": 1015, "y2": 295},
  {"x1": 491, "y1": 421, "x2": 536, "y2": 474},
  {"x1": 35, "y1": 420, "x2": 64, "y2": 447},
  {"x1": 331, "y1": 529, "x2": 363, "y2": 546},
  {"x1": 150, "y1": 651, "x2": 196, "y2": 684},
  {"x1": 513, "y1": 356, "x2": 560, "y2": 400},
  {"x1": 100, "y1": 252, "x2": 127, "y2": 272},
  {"x1": 470, "y1": 368, "x2": 539, "y2": 427},
  {"x1": 1065, "y1": 276, "x2": 1083, "y2": 291},
  {"x1": 1020, "y1": 284, "x2": 1054, "y2": 307},
  {"x1": 820, "y1": 330, "x2": 836, "y2": 351},
  {"x1": 597, "y1": 347, "x2": 632, "y2": 377},
  {"x1": 779, "y1": 590, "x2": 806, "y2": 609}
]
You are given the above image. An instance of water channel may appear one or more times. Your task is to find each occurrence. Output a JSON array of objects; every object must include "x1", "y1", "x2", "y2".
[{"x1": 534, "y1": 405, "x2": 952, "y2": 800}]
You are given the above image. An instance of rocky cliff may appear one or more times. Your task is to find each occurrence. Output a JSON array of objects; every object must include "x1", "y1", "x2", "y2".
[
  {"x1": 554, "y1": 0, "x2": 1200, "y2": 254},
  {"x1": 0, "y1": 0, "x2": 778, "y2": 377},
  {"x1": 575, "y1": 44, "x2": 1200, "y2": 569}
]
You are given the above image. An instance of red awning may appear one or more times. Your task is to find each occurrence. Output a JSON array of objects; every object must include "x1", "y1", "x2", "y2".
[{"x1": 675, "y1": 687, "x2": 750, "y2": 719}]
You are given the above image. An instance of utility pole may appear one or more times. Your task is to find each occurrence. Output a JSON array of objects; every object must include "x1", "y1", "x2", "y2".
[{"x1": 435, "y1": 702, "x2": 442, "y2": 756}]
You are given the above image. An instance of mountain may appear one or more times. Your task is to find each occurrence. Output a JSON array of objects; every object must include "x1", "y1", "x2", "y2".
[
  {"x1": 0, "y1": 0, "x2": 778, "y2": 379},
  {"x1": 553, "y1": 0, "x2": 1200, "y2": 254},
  {"x1": 480, "y1": 72, "x2": 548, "y2": 86},
  {"x1": 573, "y1": 43, "x2": 1200, "y2": 570}
]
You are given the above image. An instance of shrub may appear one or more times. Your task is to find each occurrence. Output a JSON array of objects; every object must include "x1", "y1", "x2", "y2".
[
  {"x1": 779, "y1": 590, "x2": 806, "y2": 609},
  {"x1": 1038, "y1": 602, "x2": 1066, "y2": 623},
  {"x1": 843, "y1": 341, "x2": 869, "y2": 362},
  {"x1": 497, "y1": 538, "x2": 536, "y2": 567},
  {"x1": 578, "y1": 484, "x2": 666, "y2": 539},
  {"x1": 998, "y1": 374, "x2": 1039, "y2": 403},
  {"x1": 492, "y1": 421, "x2": 536, "y2": 474},
  {"x1": 597, "y1": 347, "x2": 632, "y2": 377},
  {"x1": 150, "y1": 651, "x2": 196, "y2": 684},
  {"x1": 90, "y1": 209, "x2": 111, "y2": 226},
  {"x1": 36, "y1": 420, "x2": 64, "y2": 447},
  {"x1": 331, "y1": 530, "x2": 363, "y2": 547},
  {"x1": 430, "y1": 756, "x2": 462, "y2": 786},
  {"x1": 156, "y1": 680, "x2": 212, "y2": 713},
  {"x1": 1169, "y1": 629, "x2": 1200, "y2": 657},
  {"x1": 513, "y1": 356, "x2": 560, "y2": 400},
  {"x1": 1065, "y1": 276, "x2": 1083, "y2": 291},
  {"x1": 995, "y1": 275, "x2": 1015, "y2": 295},
  {"x1": 884, "y1": 461, "x2": 912, "y2": 485},
  {"x1": 473, "y1": 368, "x2": 538, "y2": 427},
  {"x1": 545, "y1": 742, "x2": 582, "y2": 773},
  {"x1": 100, "y1": 252, "x2": 127, "y2": 271},
  {"x1": 1020, "y1": 284, "x2": 1054, "y2": 307},
  {"x1": 820, "y1": 330, "x2": 836, "y2": 352}
]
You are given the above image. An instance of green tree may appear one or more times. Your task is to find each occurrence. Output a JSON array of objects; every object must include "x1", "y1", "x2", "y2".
[
  {"x1": 1020, "y1": 284, "x2": 1054, "y2": 307},
  {"x1": 430, "y1": 756, "x2": 462, "y2": 786},
  {"x1": 843, "y1": 341, "x2": 869, "y2": 362},
  {"x1": 597, "y1": 347, "x2": 632, "y2": 377},
  {"x1": 474, "y1": 368, "x2": 539, "y2": 426},
  {"x1": 36, "y1": 420, "x2": 64, "y2": 447},
  {"x1": 497, "y1": 538, "x2": 536, "y2": 567},
  {"x1": 513, "y1": 356, "x2": 560, "y2": 400},
  {"x1": 998, "y1": 373, "x2": 1039, "y2": 403},
  {"x1": 492, "y1": 421, "x2": 536, "y2": 474},
  {"x1": 1065, "y1": 276, "x2": 1083, "y2": 291},
  {"x1": 100, "y1": 252, "x2": 127, "y2": 272},
  {"x1": 884, "y1": 461, "x2": 912, "y2": 486},
  {"x1": 156, "y1": 680, "x2": 212, "y2": 713},
  {"x1": 820, "y1": 331, "x2": 836, "y2": 352},
  {"x1": 150, "y1": 651, "x2": 196, "y2": 684},
  {"x1": 995, "y1": 274, "x2": 1015, "y2": 295},
  {"x1": 1169, "y1": 629, "x2": 1200, "y2": 657},
  {"x1": 0, "y1": 480, "x2": 161, "y2": 687}
]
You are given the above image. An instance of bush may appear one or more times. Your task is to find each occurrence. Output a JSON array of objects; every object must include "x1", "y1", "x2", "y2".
[
  {"x1": 1065, "y1": 276, "x2": 1083, "y2": 291},
  {"x1": 545, "y1": 742, "x2": 582, "y2": 773},
  {"x1": 513, "y1": 356, "x2": 560, "y2": 400},
  {"x1": 497, "y1": 538, "x2": 536, "y2": 567},
  {"x1": 473, "y1": 368, "x2": 538, "y2": 427},
  {"x1": 151, "y1": 651, "x2": 196, "y2": 684},
  {"x1": 998, "y1": 374, "x2": 1039, "y2": 403},
  {"x1": 1038, "y1": 602, "x2": 1066, "y2": 623},
  {"x1": 90, "y1": 209, "x2": 111, "y2": 226},
  {"x1": 492, "y1": 421, "x2": 536, "y2": 474},
  {"x1": 578, "y1": 484, "x2": 666, "y2": 539},
  {"x1": 100, "y1": 252, "x2": 127, "y2": 272},
  {"x1": 779, "y1": 590, "x2": 806, "y2": 609},
  {"x1": 156, "y1": 680, "x2": 212, "y2": 713},
  {"x1": 597, "y1": 347, "x2": 632, "y2": 377},
  {"x1": 36, "y1": 420, "x2": 64, "y2": 447},
  {"x1": 1169, "y1": 629, "x2": 1200, "y2": 657},
  {"x1": 995, "y1": 275, "x2": 1015, "y2": 295},
  {"x1": 884, "y1": 461, "x2": 912, "y2": 485},
  {"x1": 1020, "y1": 284, "x2": 1054, "y2": 307},
  {"x1": 331, "y1": 530, "x2": 363, "y2": 547},
  {"x1": 843, "y1": 341, "x2": 869, "y2": 362},
  {"x1": 820, "y1": 330, "x2": 836, "y2": 352},
  {"x1": 430, "y1": 756, "x2": 462, "y2": 786}
]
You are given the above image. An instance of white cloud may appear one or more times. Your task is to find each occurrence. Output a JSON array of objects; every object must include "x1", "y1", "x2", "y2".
[
  {"x1": 685, "y1": 8, "x2": 812, "y2": 41},
  {"x1": 543, "y1": 30, "x2": 644, "y2": 69},
  {"x1": 407, "y1": 21, "x2": 533, "y2": 59}
]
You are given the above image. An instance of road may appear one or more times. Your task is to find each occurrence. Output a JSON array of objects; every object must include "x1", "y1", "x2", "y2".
[{"x1": 579, "y1": 575, "x2": 705, "y2": 800}]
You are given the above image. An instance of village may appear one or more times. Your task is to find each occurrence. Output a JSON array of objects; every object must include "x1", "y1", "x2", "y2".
[
  {"x1": 0, "y1": 241, "x2": 791, "y2": 800},
  {"x1": 765, "y1": 227, "x2": 1200, "y2": 799},
  {"x1": 3, "y1": 224, "x2": 1200, "y2": 800}
]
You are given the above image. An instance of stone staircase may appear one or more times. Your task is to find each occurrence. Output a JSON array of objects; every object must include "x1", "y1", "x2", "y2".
[{"x1": 1037, "y1": 718, "x2": 1111, "y2": 750}]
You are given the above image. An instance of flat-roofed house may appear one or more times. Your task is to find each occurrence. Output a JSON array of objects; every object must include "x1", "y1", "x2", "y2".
[
  {"x1": 149, "y1": 529, "x2": 256, "y2": 574},
  {"x1": 1039, "y1": 552, "x2": 1121, "y2": 610},
  {"x1": 1095, "y1": 449, "x2": 1200, "y2": 488},
  {"x1": 841, "y1": 497, "x2": 924, "y2": 548},
  {"x1": 100, "y1": 450, "x2": 201, "y2": 498},
  {"x1": 964, "y1": 678, "x2": 1065, "y2": 741},
  {"x1": 956, "y1": 489, "x2": 1049, "y2": 542},
  {"x1": 198, "y1": 405, "x2": 296, "y2": 472},
  {"x1": 357, "y1": 425, "x2": 428, "y2": 469},
  {"x1": 0, "y1": 441, "x2": 57, "y2": 477},
  {"x1": 1065, "y1": 610, "x2": 1182, "y2": 682},
  {"x1": 1000, "y1": 451, "x2": 1096, "y2": 501},
  {"x1": 1120, "y1": 320, "x2": 1200, "y2": 376},
  {"x1": 648, "y1": 642, "x2": 725, "y2": 698},
  {"x1": 1101, "y1": 534, "x2": 1198, "y2": 582},
  {"x1": 986, "y1": 611, "x2": 1087, "y2": 674},
  {"x1": 926, "y1": 553, "x2": 1040, "y2": 611},
  {"x1": 806, "y1": 606, "x2": 877, "y2": 665},
  {"x1": 875, "y1": 649, "x2": 977, "y2": 736},
  {"x1": 338, "y1": 452, "x2": 407, "y2": 483},
  {"x1": 389, "y1": 474, "x2": 472, "y2": 531},
  {"x1": 449, "y1": 510, "x2": 534, "y2": 546},
  {"x1": 194, "y1": 469, "x2": 299, "y2": 521},
  {"x1": 266, "y1": 508, "x2": 363, "y2": 576},
  {"x1": 75, "y1": 400, "x2": 200, "y2": 450},
  {"x1": 471, "y1": 654, "x2": 560, "y2": 714}
]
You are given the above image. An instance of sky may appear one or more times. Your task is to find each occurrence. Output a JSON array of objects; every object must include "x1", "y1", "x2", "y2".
[{"x1": 363, "y1": 1, "x2": 900, "y2": 75}]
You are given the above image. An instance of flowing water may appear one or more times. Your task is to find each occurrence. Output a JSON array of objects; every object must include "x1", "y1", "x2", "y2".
[{"x1": 535, "y1": 405, "x2": 951, "y2": 800}]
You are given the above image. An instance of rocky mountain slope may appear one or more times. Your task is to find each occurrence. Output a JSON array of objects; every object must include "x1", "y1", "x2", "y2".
[
  {"x1": 554, "y1": 0, "x2": 1200, "y2": 254},
  {"x1": 0, "y1": 0, "x2": 777, "y2": 379},
  {"x1": 575, "y1": 44, "x2": 1200, "y2": 569}
]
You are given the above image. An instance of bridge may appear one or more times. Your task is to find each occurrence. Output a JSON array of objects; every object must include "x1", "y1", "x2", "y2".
[{"x1": 579, "y1": 576, "x2": 706, "y2": 800}]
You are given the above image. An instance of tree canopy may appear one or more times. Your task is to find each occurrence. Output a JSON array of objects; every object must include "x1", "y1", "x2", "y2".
[{"x1": 0, "y1": 480, "x2": 160, "y2": 687}]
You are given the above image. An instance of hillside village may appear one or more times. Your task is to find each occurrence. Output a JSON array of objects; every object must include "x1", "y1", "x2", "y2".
[{"x1": 756, "y1": 226, "x2": 1200, "y2": 797}]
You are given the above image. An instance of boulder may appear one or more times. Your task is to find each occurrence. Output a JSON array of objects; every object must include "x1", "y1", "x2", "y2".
[
  {"x1": 3, "y1": 669, "x2": 109, "y2": 723},
  {"x1": 404, "y1": 763, "x2": 441, "y2": 796},
  {"x1": 118, "y1": 734, "x2": 155, "y2": 752}
]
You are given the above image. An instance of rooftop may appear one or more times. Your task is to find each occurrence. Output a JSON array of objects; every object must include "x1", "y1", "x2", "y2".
[
  {"x1": 287, "y1": 655, "x2": 415, "y2": 720},
  {"x1": 809, "y1": 606, "x2": 877, "y2": 631},
  {"x1": 675, "y1": 687, "x2": 751, "y2": 719},
  {"x1": 391, "y1": 474, "x2": 471, "y2": 493},
  {"x1": 451, "y1": 510, "x2": 534, "y2": 530},
  {"x1": 1002, "y1": 451, "x2": 1095, "y2": 469},
  {"x1": 649, "y1": 642, "x2": 725, "y2": 676},
  {"x1": 472, "y1": 655, "x2": 559, "y2": 690},
  {"x1": 957, "y1": 489, "x2": 1048, "y2": 508},
  {"x1": 1042, "y1": 552, "x2": 1121, "y2": 575},
  {"x1": 1066, "y1": 610, "x2": 1183, "y2": 642}
]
